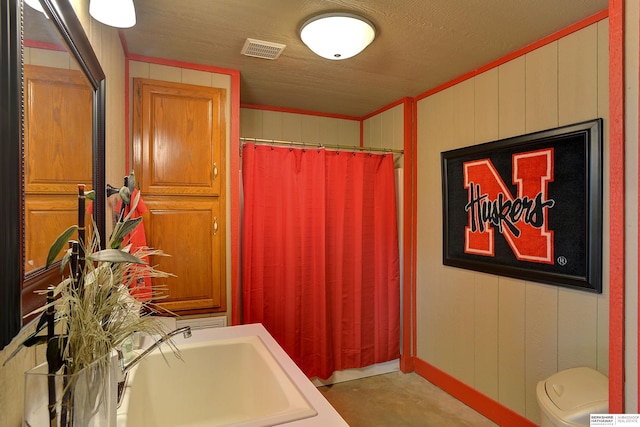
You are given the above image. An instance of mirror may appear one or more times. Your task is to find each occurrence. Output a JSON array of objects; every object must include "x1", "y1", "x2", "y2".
[
  {"x1": 0, "y1": 0, "x2": 106, "y2": 349},
  {"x1": 23, "y1": 3, "x2": 94, "y2": 276}
]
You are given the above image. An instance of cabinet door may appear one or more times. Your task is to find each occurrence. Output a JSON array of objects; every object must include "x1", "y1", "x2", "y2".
[
  {"x1": 24, "y1": 195, "x2": 92, "y2": 274},
  {"x1": 133, "y1": 78, "x2": 226, "y2": 196},
  {"x1": 23, "y1": 65, "x2": 93, "y2": 274},
  {"x1": 142, "y1": 196, "x2": 225, "y2": 313},
  {"x1": 24, "y1": 65, "x2": 93, "y2": 194}
]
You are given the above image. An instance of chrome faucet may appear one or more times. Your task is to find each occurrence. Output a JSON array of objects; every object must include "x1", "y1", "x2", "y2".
[{"x1": 117, "y1": 326, "x2": 192, "y2": 406}]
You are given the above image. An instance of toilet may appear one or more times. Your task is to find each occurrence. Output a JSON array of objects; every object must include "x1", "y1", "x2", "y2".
[{"x1": 536, "y1": 366, "x2": 608, "y2": 427}]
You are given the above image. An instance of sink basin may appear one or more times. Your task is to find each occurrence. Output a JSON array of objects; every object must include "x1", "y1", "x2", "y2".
[{"x1": 120, "y1": 327, "x2": 320, "y2": 427}]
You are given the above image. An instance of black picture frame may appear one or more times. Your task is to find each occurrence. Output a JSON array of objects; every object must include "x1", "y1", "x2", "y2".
[{"x1": 441, "y1": 119, "x2": 603, "y2": 293}]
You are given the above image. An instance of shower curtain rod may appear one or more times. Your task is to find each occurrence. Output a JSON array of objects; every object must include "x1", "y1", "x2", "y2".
[{"x1": 240, "y1": 137, "x2": 404, "y2": 155}]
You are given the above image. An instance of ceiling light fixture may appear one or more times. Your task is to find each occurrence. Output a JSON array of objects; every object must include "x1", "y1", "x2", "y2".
[
  {"x1": 24, "y1": 0, "x2": 45, "y2": 14},
  {"x1": 300, "y1": 13, "x2": 375, "y2": 60},
  {"x1": 89, "y1": 0, "x2": 137, "y2": 28}
]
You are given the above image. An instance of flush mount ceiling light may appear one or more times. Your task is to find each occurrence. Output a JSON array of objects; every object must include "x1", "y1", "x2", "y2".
[
  {"x1": 90, "y1": 0, "x2": 136, "y2": 28},
  {"x1": 300, "y1": 13, "x2": 375, "y2": 60},
  {"x1": 24, "y1": 0, "x2": 45, "y2": 14}
]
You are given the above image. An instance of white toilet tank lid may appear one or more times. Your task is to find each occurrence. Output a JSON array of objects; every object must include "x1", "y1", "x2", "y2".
[{"x1": 544, "y1": 367, "x2": 608, "y2": 411}]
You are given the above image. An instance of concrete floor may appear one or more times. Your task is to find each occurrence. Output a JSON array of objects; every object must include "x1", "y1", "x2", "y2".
[{"x1": 317, "y1": 371, "x2": 500, "y2": 427}]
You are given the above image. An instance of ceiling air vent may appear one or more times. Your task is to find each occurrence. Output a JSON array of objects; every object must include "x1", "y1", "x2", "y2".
[{"x1": 241, "y1": 38, "x2": 286, "y2": 60}]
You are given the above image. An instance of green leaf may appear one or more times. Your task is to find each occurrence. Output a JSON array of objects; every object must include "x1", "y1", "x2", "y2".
[
  {"x1": 120, "y1": 216, "x2": 143, "y2": 239},
  {"x1": 109, "y1": 216, "x2": 143, "y2": 249},
  {"x1": 127, "y1": 170, "x2": 136, "y2": 192},
  {"x1": 46, "y1": 225, "x2": 78, "y2": 267},
  {"x1": 59, "y1": 248, "x2": 72, "y2": 275},
  {"x1": 85, "y1": 190, "x2": 96, "y2": 201},
  {"x1": 119, "y1": 186, "x2": 131, "y2": 205},
  {"x1": 89, "y1": 248, "x2": 147, "y2": 265},
  {"x1": 125, "y1": 191, "x2": 141, "y2": 220}
]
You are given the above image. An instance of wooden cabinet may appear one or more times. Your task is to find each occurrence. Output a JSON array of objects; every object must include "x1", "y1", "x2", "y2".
[
  {"x1": 133, "y1": 78, "x2": 226, "y2": 314},
  {"x1": 23, "y1": 65, "x2": 93, "y2": 274},
  {"x1": 142, "y1": 196, "x2": 224, "y2": 313}
]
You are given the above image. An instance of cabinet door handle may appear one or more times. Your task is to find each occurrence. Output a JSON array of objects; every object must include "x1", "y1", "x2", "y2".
[
  {"x1": 213, "y1": 217, "x2": 218, "y2": 235},
  {"x1": 213, "y1": 162, "x2": 218, "y2": 180}
]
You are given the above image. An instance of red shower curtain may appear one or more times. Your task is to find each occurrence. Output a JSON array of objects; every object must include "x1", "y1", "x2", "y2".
[{"x1": 241, "y1": 144, "x2": 400, "y2": 379}]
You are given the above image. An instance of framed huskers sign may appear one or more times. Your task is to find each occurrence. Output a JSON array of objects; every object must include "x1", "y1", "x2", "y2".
[{"x1": 441, "y1": 119, "x2": 603, "y2": 293}]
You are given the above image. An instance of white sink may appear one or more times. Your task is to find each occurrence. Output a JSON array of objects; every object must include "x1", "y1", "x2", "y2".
[{"x1": 117, "y1": 324, "x2": 347, "y2": 427}]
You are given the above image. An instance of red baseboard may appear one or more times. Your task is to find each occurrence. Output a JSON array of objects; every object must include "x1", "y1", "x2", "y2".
[
  {"x1": 400, "y1": 354, "x2": 415, "y2": 373},
  {"x1": 414, "y1": 358, "x2": 537, "y2": 427}
]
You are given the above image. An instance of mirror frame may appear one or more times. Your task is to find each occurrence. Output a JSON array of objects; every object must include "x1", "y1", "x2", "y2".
[{"x1": 0, "y1": 0, "x2": 106, "y2": 349}]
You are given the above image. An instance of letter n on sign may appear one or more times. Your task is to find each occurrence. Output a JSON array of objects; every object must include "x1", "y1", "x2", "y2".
[{"x1": 440, "y1": 119, "x2": 603, "y2": 293}]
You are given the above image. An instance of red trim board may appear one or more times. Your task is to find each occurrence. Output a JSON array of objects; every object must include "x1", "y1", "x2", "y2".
[
  {"x1": 416, "y1": 9, "x2": 609, "y2": 102},
  {"x1": 362, "y1": 97, "x2": 409, "y2": 121},
  {"x1": 414, "y1": 358, "x2": 537, "y2": 427},
  {"x1": 400, "y1": 97, "x2": 416, "y2": 373},
  {"x1": 608, "y1": 0, "x2": 625, "y2": 413},
  {"x1": 411, "y1": 99, "x2": 418, "y2": 359},
  {"x1": 637, "y1": 0, "x2": 640, "y2": 406},
  {"x1": 241, "y1": 103, "x2": 360, "y2": 122},
  {"x1": 126, "y1": 53, "x2": 239, "y2": 78},
  {"x1": 23, "y1": 39, "x2": 66, "y2": 51}
]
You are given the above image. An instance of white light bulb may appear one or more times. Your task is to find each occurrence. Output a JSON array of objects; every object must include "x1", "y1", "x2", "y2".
[
  {"x1": 24, "y1": 0, "x2": 45, "y2": 14},
  {"x1": 90, "y1": 0, "x2": 136, "y2": 28},
  {"x1": 300, "y1": 14, "x2": 375, "y2": 61}
]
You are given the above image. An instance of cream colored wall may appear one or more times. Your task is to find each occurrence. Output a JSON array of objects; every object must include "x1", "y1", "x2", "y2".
[
  {"x1": 416, "y1": 21, "x2": 609, "y2": 424},
  {"x1": 0, "y1": 325, "x2": 40, "y2": 427},
  {"x1": 0, "y1": 1, "x2": 126, "y2": 425},
  {"x1": 71, "y1": 0, "x2": 127, "y2": 219},
  {"x1": 363, "y1": 104, "x2": 405, "y2": 168},
  {"x1": 129, "y1": 61, "x2": 233, "y2": 324},
  {"x1": 91, "y1": 22, "x2": 127, "y2": 238},
  {"x1": 240, "y1": 108, "x2": 360, "y2": 147},
  {"x1": 362, "y1": 104, "x2": 406, "y2": 340},
  {"x1": 24, "y1": 46, "x2": 78, "y2": 68}
]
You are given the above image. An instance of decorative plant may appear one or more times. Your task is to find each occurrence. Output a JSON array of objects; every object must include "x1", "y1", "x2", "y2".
[{"x1": 6, "y1": 174, "x2": 175, "y2": 426}]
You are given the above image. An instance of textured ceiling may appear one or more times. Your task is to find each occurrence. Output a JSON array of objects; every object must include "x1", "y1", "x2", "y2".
[{"x1": 121, "y1": 0, "x2": 608, "y2": 117}]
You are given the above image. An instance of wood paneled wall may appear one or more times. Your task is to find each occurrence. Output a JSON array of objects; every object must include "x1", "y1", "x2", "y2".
[
  {"x1": 363, "y1": 104, "x2": 405, "y2": 168},
  {"x1": 415, "y1": 21, "x2": 609, "y2": 424},
  {"x1": 240, "y1": 108, "x2": 359, "y2": 147}
]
